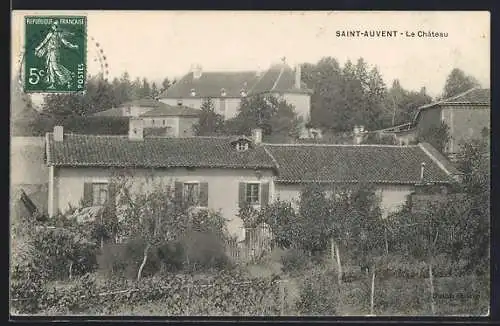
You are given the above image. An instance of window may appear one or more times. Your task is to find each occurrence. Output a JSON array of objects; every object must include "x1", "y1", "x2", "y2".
[
  {"x1": 92, "y1": 183, "x2": 109, "y2": 206},
  {"x1": 163, "y1": 119, "x2": 166, "y2": 126},
  {"x1": 245, "y1": 183, "x2": 260, "y2": 205},
  {"x1": 152, "y1": 119, "x2": 155, "y2": 126},
  {"x1": 236, "y1": 142, "x2": 249, "y2": 152},
  {"x1": 183, "y1": 182, "x2": 200, "y2": 206}
]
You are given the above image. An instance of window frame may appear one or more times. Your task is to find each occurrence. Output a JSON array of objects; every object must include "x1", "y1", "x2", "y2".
[
  {"x1": 91, "y1": 182, "x2": 109, "y2": 206},
  {"x1": 236, "y1": 142, "x2": 249, "y2": 152},
  {"x1": 183, "y1": 181, "x2": 201, "y2": 207},
  {"x1": 245, "y1": 182, "x2": 261, "y2": 206}
]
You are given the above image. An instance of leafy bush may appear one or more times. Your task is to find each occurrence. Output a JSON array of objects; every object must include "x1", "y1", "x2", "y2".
[
  {"x1": 10, "y1": 240, "x2": 47, "y2": 314},
  {"x1": 28, "y1": 226, "x2": 98, "y2": 280},
  {"x1": 296, "y1": 267, "x2": 339, "y2": 315},
  {"x1": 280, "y1": 249, "x2": 311, "y2": 275},
  {"x1": 181, "y1": 231, "x2": 231, "y2": 273}
]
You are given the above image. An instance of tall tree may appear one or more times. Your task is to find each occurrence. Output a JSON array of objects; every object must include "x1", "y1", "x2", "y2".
[
  {"x1": 443, "y1": 68, "x2": 480, "y2": 99},
  {"x1": 387, "y1": 80, "x2": 432, "y2": 125},
  {"x1": 192, "y1": 98, "x2": 224, "y2": 136},
  {"x1": 132, "y1": 77, "x2": 142, "y2": 100},
  {"x1": 151, "y1": 82, "x2": 159, "y2": 99},
  {"x1": 303, "y1": 57, "x2": 346, "y2": 131},
  {"x1": 225, "y1": 94, "x2": 301, "y2": 141},
  {"x1": 160, "y1": 77, "x2": 171, "y2": 95},
  {"x1": 141, "y1": 78, "x2": 151, "y2": 99}
]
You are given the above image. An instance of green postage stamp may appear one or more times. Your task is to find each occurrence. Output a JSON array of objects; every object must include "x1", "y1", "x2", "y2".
[{"x1": 24, "y1": 16, "x2": 87, "y2": 93}]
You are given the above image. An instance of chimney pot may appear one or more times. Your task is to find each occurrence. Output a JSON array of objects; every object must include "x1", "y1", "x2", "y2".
[
  {"x1": 54, "y1": 126, "x2": 64, "y2": 142},
  {"x1": 420, "y1": 162, "x2": 426, "y2": 182},
  {"x1": 251, "y1": 128, "x2": 263, "y2": 144}
]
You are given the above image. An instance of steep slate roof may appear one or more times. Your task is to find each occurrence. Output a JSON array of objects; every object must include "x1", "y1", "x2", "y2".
[
  {"x1": 413, "y1": 87, "x2": 490, "y2": 124},
  {"x1": 139, "y1": 105, "x2": 200, "y2": 117},
  {"x1": 263, "y1": 143, "x2": 458, "y2": 184},
  {"x1": 163, "y1": 71, "x2": 260, "y2": 98},
  {"x1": 45, "y1": 133, "x2": 275, "y2": 169},
  {"x1": 161, "y1": 63, "x2": 312, "y2": 99},
  {"x1": 249, "y1": 63, "x2": 311, "y2": 95}
]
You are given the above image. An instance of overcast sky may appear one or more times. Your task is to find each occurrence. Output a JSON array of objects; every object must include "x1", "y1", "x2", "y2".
[{"x1": 12, "y1": 11, "x2": 489, "y2": 99}]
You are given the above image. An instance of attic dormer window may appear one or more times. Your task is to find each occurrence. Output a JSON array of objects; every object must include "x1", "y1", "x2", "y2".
[
  {"x1": 190, "y1": 89, "x2": 196, "y2": 97},
  {"x1": 236, "y1": 142, "x2": 249, "y2": 152},
  {"x1": 220, "y1": 88, "x2": 227, "y2": 97}
]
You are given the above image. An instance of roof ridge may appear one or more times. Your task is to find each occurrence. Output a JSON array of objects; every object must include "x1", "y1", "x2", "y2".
[
  {"x1": 47, "y1": 132, "x2": 128, "y2": 138},
  {"x1": 263, "y1": 143, "x2": 418, "y2": 148}
]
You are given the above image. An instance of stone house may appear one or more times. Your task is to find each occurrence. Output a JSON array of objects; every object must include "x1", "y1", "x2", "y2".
[
  {"x1": 44, "y1": 124, "x2": 461, "y2": 239},
  {"x1": 159, "y1": 62, "x2": 313, "y2": 127},
  {"x1": 376, "y1": 87, "x2": 490, "y2": 154}
]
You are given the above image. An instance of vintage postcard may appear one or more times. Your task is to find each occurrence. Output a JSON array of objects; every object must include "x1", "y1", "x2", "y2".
[{"x1": 10, "y1": 11, "x2": 490, "y2": 317}]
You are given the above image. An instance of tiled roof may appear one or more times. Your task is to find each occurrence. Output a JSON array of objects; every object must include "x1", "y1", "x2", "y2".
[
  {"x1": 139, "y1": 105, "x2": 200, "y2": 117},
  {"x1": 161, "y1": 64, "x2": 312, "y2": 99},
  {"x1": 413, "y1": 87, "x2": 490, "y2": 123},
  {"x1": 45, "y1": 133, "x2": 276, "y2": 169},
  {"x1": 263, "y1": 143, "x2": 457, "y2": 184},
  {"x1": 45, "y1": 133, "x2": 457, "y2": 185},
  {"x1": 436, "y1": 87, "x2": 490, "y2": 105}
]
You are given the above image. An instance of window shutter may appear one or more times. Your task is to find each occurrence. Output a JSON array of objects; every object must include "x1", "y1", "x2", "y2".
[
  {"x1": 83, "y1": 183, "x2": 93, "y2": 207},
  {"x1": 107, "y1": 183, "x2": 117, "y2": 209},
  {"x1": 174, "y1": 181, "x2": 184, "y2": 205},
  {"x1": 261, "y1": 182, "x2": 270, "y2": 207},
  {"x1": 238, "y1": 182, "x2": 246, "y2": 208},
  {"x1": 199, "y1": 182, "x2": 209, "y2": 207}
]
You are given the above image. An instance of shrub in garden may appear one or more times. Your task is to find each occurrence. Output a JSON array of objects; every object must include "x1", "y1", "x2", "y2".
[
  {"x1": 296, "y1": 267, "x2": 339, "y2": 315},
  {"x1": 10, "y1": 240, "x2": 47, "y2": 314},
  {"x1": 181, "y1": 230, "x2": 230, "y2": 272},
  {"x1": 156, "y1": 240, "x2": 185, "y2": 273},
  {"x1": 28, "y1": 226, "x2": 98, "y2": 280},
  {"x1": 280, "y1": 248, "x2": 311, "y2": 275}
]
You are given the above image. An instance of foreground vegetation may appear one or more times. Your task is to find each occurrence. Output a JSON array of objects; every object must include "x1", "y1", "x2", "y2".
[{"x1": 10, "y1": 139, "x2": 489, "y2": 316}]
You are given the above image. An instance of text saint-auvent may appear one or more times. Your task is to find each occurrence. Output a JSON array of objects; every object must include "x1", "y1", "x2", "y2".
[{"x1": 336, "y1": 30, "x2": 398, "y2": 38}]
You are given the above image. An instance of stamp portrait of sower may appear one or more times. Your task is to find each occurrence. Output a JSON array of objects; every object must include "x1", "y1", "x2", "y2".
[
  {"x1": 34, "y1": 21, "x2": 79, "y2": 90},
  {"x1": 24, "y1": 16, "x2": 87, "y2": 93}
]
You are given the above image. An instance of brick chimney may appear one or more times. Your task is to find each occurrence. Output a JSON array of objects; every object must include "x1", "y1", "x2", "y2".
[
  {"x1": 252, "y1": 128, "x2": 263, "y2": 144},
  {"x1": 54, "y1": 126, "x2": 64, "y2": 142},
  {"x1": 295, "y1": 64, "x2": 301, "y2": 89},
  {"x1": 128, "y1": 118, "x2": 144, "y2": 140}
]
